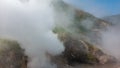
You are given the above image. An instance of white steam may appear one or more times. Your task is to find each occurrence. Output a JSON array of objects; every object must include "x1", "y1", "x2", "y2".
[
  {"x1": 0, "y1": 0, "x2": 64, "y2": 68},
  {"x1": 101, "y1": 25, "x2": 120, "y2": 59}
]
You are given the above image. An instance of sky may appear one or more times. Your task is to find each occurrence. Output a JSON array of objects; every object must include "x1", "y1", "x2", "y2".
[{"x1": 64, "y1": 0, "x2": 120, "y2": 18}]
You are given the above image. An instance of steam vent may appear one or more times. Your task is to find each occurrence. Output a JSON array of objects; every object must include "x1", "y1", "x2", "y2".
[{"x1": 0, "y1": 0, "x2": 120, "y2": 68}]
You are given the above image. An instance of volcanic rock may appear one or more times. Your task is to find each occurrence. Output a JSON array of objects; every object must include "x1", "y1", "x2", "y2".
[{"x1": 0, "y1": 39, "x2": 27, "y2": 68}]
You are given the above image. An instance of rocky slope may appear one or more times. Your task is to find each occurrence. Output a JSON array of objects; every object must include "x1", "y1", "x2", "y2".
[
  {"x1": 0, "y1": 0, "x2": 118, "y2": 68},
  {"x1": 0, "y1": 39, "x2": 27, "y2": 68},
  {"x1": 53, "y1": 0, "x2": 111, "y2": 45},
  {"x1": 51, "y1": 0, "x2": 117, "y2": 67}
]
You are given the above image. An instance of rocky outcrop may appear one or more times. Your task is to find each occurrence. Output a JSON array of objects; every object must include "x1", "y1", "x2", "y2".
[
  {"x1": 0, "y1": 39, "x2": 27, "y2": 68},
  {"x1": 53, "y1": 33, "x2": 116, "y2": 65}
]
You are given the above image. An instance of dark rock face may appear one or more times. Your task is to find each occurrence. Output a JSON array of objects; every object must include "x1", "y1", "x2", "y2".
[
  {"x1": 63, "y1": 36, "x2": 90, "y2": 64},
  {"x1": 57, "y1": 34, "x2": 116, "y2": 65},
  {"x1": 50, "y1": 33, "x2": 117, "y2": 68},
  {"x1": 0, "y1": 39, "x2": 27, "y2": 68}
]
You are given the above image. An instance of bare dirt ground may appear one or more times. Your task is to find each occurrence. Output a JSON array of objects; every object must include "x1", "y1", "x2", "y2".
[{"x1": 56, "y1": 63, "x2": 120, "y2": 68}]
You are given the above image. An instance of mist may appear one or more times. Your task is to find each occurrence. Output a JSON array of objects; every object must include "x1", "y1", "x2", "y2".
[
  {"x1": 0, "y1": 0, "x2": 64, "y2": 68},
  {"x1": 101, "y1": 25, "x2": 120, "y2": 60}
]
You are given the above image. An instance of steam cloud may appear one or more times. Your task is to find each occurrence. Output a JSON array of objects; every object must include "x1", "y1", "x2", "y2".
[
  {"x1": 101, "y1": 25, "x2": 120, "y2": 60},
  {"x1": 0, "y1": 0, "x2": 64, "y2": 68}
]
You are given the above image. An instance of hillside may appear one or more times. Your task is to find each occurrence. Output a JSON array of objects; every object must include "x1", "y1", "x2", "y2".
[
  {"x1": 51, "y1": 0, "x2": 116, "y2": 67},
  {"x1": 53, "y1": 0, "x2": 110, "y2": 45},
  {"x1": 0, "y1": 0, "x2": 118, "y2": 68}
]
